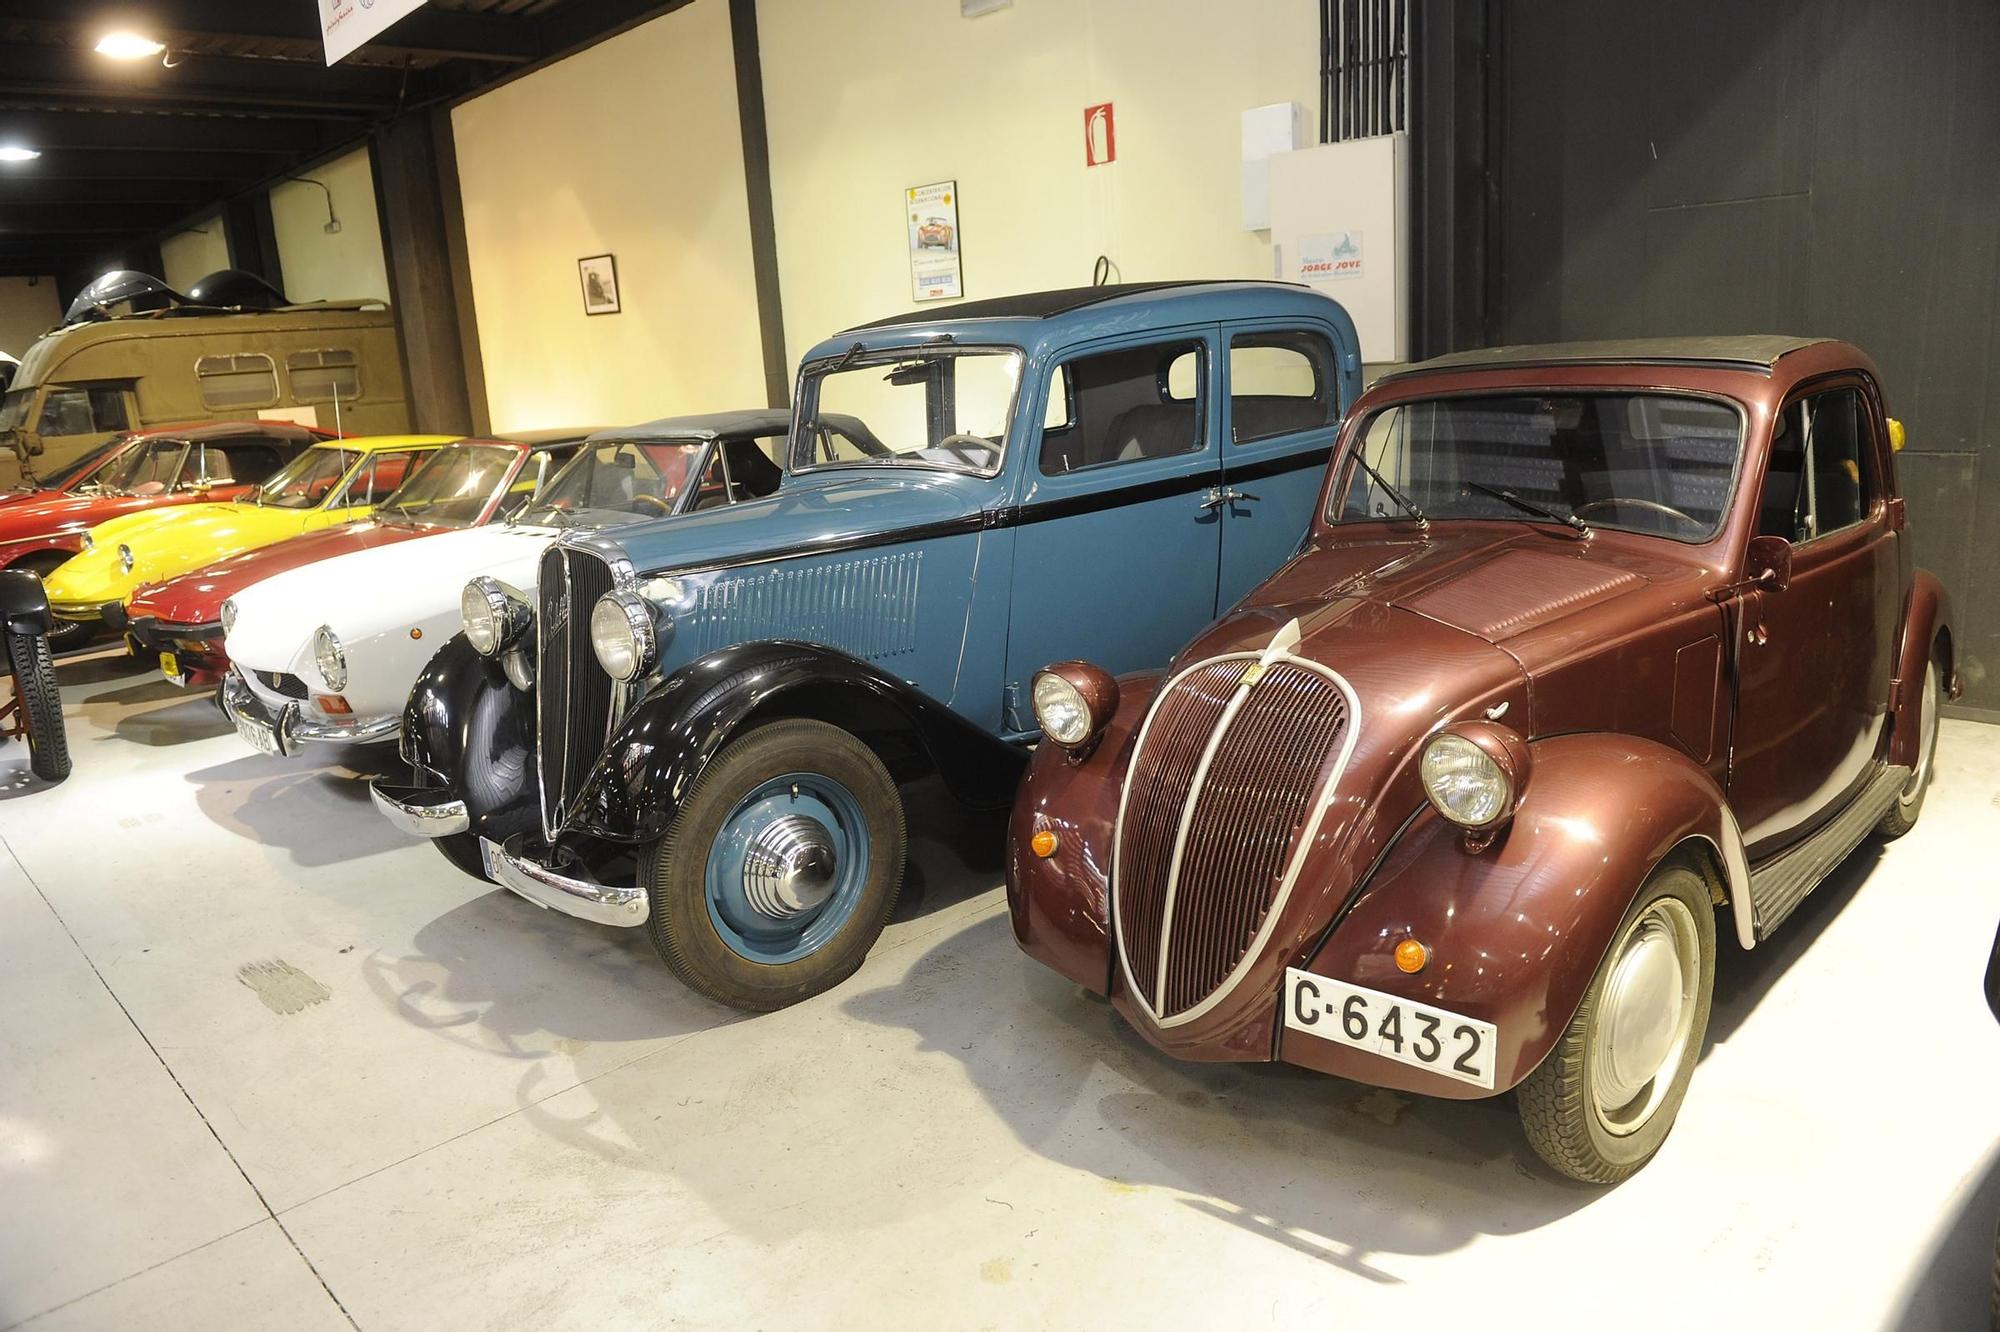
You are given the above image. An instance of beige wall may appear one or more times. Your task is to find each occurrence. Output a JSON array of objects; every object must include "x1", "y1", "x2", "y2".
[
  {"x1": 271, "y1": 147, "x2": 392, "y2": 305},
  {"x1": 451, "y1": 0, "x2": 768, "y2": 433},
  {"x1": 160, "y1": 219, "x2": 229, "y2": 291},
  {"x1": 757, "y1": 0, "x2": 1321, "y2": 365},
  {"x1": 0, "y1": 277, "x2": 62, "y2": 360}
]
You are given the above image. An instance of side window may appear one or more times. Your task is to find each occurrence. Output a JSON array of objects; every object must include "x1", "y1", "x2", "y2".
[
  {"x1": 724, "y1": 435, "x2": 785, "y2": 500},
  {"x1": 1038, "y1": 339, "x2": 1207, "y2": 477},
  {"x1": 37, "y1": 390, "x2": 94, "y2": 437},
  {"x1": 287, "y1": 349, "x2": 360, "y2": 405},
  {"x1": 197, "y1": 354, "x2": 280, "y2": 411},
  {"x1": 691, "y1": 451, "x2": 733, "y2": 511},
  {"x1": 216, "y1": 443, "x2": 283, "y2": 486},
  {"x1": 1230, "y1": 331, "x2": 1337, "y2": 443},
  {"x1": 1759, "y1": 389, "x2": 1872, "y2": 543},
  {"x1": 349, "y1": 451, "x2": 418, "y2": 504}
]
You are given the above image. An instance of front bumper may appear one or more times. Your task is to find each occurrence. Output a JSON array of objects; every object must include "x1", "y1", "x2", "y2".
[
  {"x1": 221, "y1": 670, "x2": 399, "y2": 756},
  {"x1": 369, "y1": 780, "x2": 469, "y2": 836},
  {"x1": 49, "y1": 599, "x2": 113, "y2": 625},
  {"x1": 132, "y1": 617, "x2": 229, "y2": 684},
  {"x1": 483, "y1": 834, "x2": 647, "y2": 928}
]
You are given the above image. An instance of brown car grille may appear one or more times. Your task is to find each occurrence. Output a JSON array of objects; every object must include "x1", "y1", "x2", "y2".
[
  {"x1": 536, "y1": 545, "x2": 617, "y2": 838},
  {"x1": 1114, "y1": 657, "x2": 1351, "y2": 1020}
]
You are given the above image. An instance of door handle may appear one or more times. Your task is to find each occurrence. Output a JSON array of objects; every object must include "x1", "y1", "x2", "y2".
[{"x1": 1199, "y1": 487, "x2": 1259, "y2": 511}]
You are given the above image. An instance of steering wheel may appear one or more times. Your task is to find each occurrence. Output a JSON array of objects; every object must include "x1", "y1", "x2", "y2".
[
  {"x1": 936, "y1": 433, "x2": 991, "y2": 466},
  {"x1": 630, "y1": 492, "x2": 674, "y2": 515},
  {"x1": 1571, "y1": 496, "x2": 1705, "y2": 533}
]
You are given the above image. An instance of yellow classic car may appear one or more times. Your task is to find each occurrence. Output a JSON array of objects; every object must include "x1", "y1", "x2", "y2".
[{"x1": 44, "y1": 433, "x2": 455, "y2": 628}]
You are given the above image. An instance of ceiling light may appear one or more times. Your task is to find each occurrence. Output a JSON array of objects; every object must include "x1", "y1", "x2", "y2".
[
  {"x1": 0, "y1": 147, "x2": 40, "y2": 163},
  {"x1": 95, "y1": 31, "x2": 167, "y2": 61}
]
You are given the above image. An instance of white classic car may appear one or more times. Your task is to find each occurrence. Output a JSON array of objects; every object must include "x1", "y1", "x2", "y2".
[{"x1": 218, "y1": 410, "x2": 791, "y2": 756}]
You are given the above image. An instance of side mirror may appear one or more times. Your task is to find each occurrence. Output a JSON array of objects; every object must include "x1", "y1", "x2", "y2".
[
  {"x1": 1887, "y1": 417, "x2": 1907, "y2": 452},
  {"x1": 1745, "y1": 534, "x2": 1792, "y2": 592}
]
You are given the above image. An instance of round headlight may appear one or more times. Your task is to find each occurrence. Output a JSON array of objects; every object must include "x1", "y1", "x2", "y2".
[
  {"x1": 1032, "y1": 662, "x2": 1118, "y2": 751},
  {"x1": 461, "y1": 576, "x2": 529, "y2": 657},
  {"x1": 117, "y1": 543, "x2": 134, "y2": 575},
  {"x1": 1420, "y1": 730, "x2": 1517, "y2": 828},
  {"x1": 81, "y1": 533, "x2": 95, "y2": 552},
  {"x1": 313, "y1": 625, "x2": 347, "y2": 692},
  {"x1": 220, "y1": 598, "x2": 238, "y2": 636},
  {"x1": 590, "y1": 590, "x2": 658, "y2": 682}
]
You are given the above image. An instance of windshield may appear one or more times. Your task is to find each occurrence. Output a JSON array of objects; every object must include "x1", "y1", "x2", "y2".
[
  {"x1": 35, "y1": 436, "x2": 134, "y2": 491},
  {"x1": 257, "y1": 447, "x2": 357, "y2": 510},
  {"x1": 378, "y1": 443, "x2": 518, "y2": 528},
  {"x1": 513, "y1": 439, "x2": 708, "y2": 527},
  {"x1": 1331, "y1": 392, "x2": 1744, "y2": 542},
  {"x1": 0, "y1": 388, "x2": 31, "y2": 433},
  {"x1": 95, "y1": 437, "x2": 190, "y2": 494},
  {"x1": 795, "y1": 348, "x2": 1020, "y2": 475}
]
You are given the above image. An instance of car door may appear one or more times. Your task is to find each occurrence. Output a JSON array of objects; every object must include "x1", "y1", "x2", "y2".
[
  {"x1": 1216, "y1": 321, "x2": 1346, "y2": 607},
  {"x1": 1729, "y1": 380, "x2": 1899, "y2": 855},
  {"x1": 1001, "y1": 328, "x2": 1223, "y2": 732}
]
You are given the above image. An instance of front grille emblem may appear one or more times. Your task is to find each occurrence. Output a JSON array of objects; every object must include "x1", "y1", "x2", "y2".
[{"x1": 1239, "y1": 661, "x2": 1266, "y2": 688}]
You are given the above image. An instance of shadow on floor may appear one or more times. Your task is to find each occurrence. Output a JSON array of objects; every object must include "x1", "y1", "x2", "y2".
[
  {"x1": 1894, "y1": 1145, "x2": 2000, "y2": 1330},
  {"x1": 183, "y1": 743, "x2": 413, "y2": 867}
]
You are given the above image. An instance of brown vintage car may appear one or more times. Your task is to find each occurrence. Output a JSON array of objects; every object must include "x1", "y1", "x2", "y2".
[{"x1": 1007, "y1": 336, "x2": 1957, "y2": 1184}]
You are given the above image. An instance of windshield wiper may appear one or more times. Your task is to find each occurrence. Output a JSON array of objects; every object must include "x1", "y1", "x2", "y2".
[
  {"x1": 1463, "y1": 480, "x2": 1589, "y2": 537},
  {"x1": 1349, "y1": 450, "x2": 1428, "y2": 531}
]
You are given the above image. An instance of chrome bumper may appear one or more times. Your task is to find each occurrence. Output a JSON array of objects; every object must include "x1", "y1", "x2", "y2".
[
  {"x1": 484, "y1": 836, "x2": 648, "y2": 928},
  {"x1": 222, "y1": 670, "x2": 398, "y2": 756},
  {"x1": 369, "y1": 780, "x2": 469, "y2": 837}
]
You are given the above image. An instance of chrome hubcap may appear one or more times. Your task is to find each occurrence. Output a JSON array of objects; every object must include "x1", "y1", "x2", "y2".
[
  {"x1": 741, "y1": 814, "x2": 838, "y2": 920},
  {"x1": 1589, "y1": 897, "x2": 1700, "y2": 1136}
]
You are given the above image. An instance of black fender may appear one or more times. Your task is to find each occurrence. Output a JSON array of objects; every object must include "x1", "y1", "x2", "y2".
[
  {"x1": 401, "y1": 632, "x2": 539, "y2": 843},
  {"x1": 567, "y1": 639, "x2": 1028, "y2": 846},
  {"x1": 0, "y1": 568, "x2": 52, "y2": 636}
]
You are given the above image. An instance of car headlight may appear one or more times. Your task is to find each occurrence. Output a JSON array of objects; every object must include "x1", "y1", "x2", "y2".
[
  {"x1": 313, "y1": 625, "x2": 347, "y2": 691},
  {"x1": 220, "y1": 598, "x2": 237, "y2": 636},
  {"x1": 81, "y1": 533, "x2": 94, "y2": 552},
  {"x1": 590, "y1": 590, "x2": 661, "y2": 682},
  {"x1": 1419, "y1": 725, "x2": 1528, "y2": 830},
  {"x1": 1032, "y1": 662, "x2": 1118, "y2": 754},
  {"x1": 461, "y1": 576, "x2": 531, "y2": 657},
  {"x1": 117, "y1": 543, "x2": 134, "y2": 575}
]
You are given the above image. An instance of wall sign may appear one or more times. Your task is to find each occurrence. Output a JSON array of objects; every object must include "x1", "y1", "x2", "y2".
[
  {"x1": 1085, "y1": 103, "x2": 1116, "y2": 166},
  {"x1": 1296, "y1": 230, "x2": 1364, "y2": 281},
  {"x1": 578, "y1": 255, "x2": 621, "y2": 315},
  {"x1": 322, "y1": 0, "x2": 430, "y2": 66},
  {"x1": 906, "y1": 181, "x2": 962, "y2": 303}
]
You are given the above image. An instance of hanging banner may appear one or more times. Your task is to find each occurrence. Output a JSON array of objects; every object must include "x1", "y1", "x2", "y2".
[
  {"x1": 905, "y1": 180, "x2": 963, "y2": 303},
  {"x1": 322, "y1": 0, "x2": 430, "y2": 66}
]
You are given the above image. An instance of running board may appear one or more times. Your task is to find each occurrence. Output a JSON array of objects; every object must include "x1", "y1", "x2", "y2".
[{"x1": 1747, "y1": 764, "x2": 1910, "y2": 939}]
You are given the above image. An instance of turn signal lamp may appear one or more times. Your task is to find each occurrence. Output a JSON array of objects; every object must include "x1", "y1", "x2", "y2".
[
  {"x1": 1030, "y1": 829, "x2": 1059, "y2": 858},
  {"x1": 314, "y1": 694, "x2": 352, "y2": 716},
  {"x1": 1393, "y1": 939, "x2": 1430, "y2": 974}
]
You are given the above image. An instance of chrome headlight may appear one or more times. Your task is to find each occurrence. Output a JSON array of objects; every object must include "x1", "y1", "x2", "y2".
[
  {"x1": 81, "y1": 532, "x2": 95, "y2": 552},
  {"x1": 461, "y1": 576, "x2": 530, "y2": 657},
  {"x1": 220, "y1": 598, "x2": 238, "y2": 636},
  {"x1": 117, "y1": 542, "x2": 134, "y2": 575},
  {"x1": 313, "y1": 625, "x2": 347, "y2": 692},
  {"x1": 590, "y1": 589, "x2": 660, "y2": 682},
  {"x1": 1032, "y1": 662, "x2": 1118, "y2": 753},
  {"x1": 1419, "y1": 726, "x2": 1528, "y2": 829}
]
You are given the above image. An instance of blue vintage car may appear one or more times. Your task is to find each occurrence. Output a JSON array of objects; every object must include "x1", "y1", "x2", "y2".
[{"x1": 371, "y1": 281, "x2": 1362, "y2": 1011}]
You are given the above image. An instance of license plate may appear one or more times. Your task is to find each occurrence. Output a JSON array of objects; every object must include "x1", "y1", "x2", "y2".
[
  {"x1": 159, "y1": 650, "x2": 183, "y2": 684},
  {"x1": 231, "y1": 705, "x2": 283, "y2": 756},
  {"x1": 1282, "y1": 967, "x2": 1497, "y2": 1089}
]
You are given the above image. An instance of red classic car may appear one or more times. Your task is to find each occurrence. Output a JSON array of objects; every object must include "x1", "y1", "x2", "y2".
[
  {"x1": 124, "y1": 429, "x2": 590, "y2": 688},
  {"x1": 1009, "y1": 336, "x2": 1955, "y2": 1184},
  {"x1": 0, "y1": 420, "x2": 327, "y2": 649}
]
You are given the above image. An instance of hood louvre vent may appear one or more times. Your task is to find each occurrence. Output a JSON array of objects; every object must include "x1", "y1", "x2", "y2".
[{"x1": 1401, "y1": 549, "x2": 1643, "y2": 640}]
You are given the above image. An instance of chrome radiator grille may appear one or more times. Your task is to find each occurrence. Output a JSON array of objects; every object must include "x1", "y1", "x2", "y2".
[
  {"x1": 536, "y1": 545, "x2": 617, "y2": 837},
  {"x1": 1113, "y1": 655, "x2": 1353, "y2": 1022}
]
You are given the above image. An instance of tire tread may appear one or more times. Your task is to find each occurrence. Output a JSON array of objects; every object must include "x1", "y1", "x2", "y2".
[{"x1": 6, "y1": 630, "x2": 69, "y2": 783}]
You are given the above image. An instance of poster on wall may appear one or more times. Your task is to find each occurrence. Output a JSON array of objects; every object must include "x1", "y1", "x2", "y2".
[
  {"x1": 1295, "y1": 230, "x2": 1364, "y2": 282},
  {"x1": 322, "y1": 0, "x2": 430, "y2": 66},
  {"x1": 578, "y1": 255, "x2": 621, "y2": 316},
  {"x1": 906, "y1": 181, "x2": 963, "y2": 303}
]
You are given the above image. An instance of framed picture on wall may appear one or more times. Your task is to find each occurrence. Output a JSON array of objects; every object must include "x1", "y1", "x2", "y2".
[{"x1": 578, "y1": 254, "x2": 621, "y2": 316}]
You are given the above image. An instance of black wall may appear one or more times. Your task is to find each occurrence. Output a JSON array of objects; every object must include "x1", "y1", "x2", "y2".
[{"x1": 1421, "y1": 0, "x2": 2000, "y2": 714}]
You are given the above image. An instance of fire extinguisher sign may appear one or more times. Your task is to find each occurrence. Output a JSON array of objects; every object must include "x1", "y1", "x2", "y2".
[{"x1": 1085, "y1": 103, "x2": 1116, "y2": 166}]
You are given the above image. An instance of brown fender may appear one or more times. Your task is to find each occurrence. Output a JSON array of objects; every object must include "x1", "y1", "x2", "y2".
[
  {"x1": 1888, "y1": 568, "x2": 1954, "y2": 769},
  {"x1": 1005, "y1": 670, "x2": 1164, "y2": 996},
  {"x1": 1280, "y1": 732, "x2": 1749, "y2": 1100}
]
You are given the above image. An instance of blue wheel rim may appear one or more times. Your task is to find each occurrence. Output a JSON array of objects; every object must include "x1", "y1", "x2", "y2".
[{"x1": 704, "y1": 770, "x2": 870, "y2": 965}]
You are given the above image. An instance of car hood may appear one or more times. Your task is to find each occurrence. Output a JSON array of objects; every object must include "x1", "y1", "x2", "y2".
[
  {"x1": 0, "y1": 490, "x2": 179, "y2": 545},
  {"x1": 223, "y1": 522, "x2": 562, "y2": 661},
  {"x1": 44, "y1": 501, "x2": 311, "y2": 605},
  {"x1": 127, "y1": 519, "x2": 439, "y2": 626}
]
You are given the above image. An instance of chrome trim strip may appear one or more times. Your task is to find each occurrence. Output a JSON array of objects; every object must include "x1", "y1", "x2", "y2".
[
  {"x1": 369, "y1": 782, "x2": 469, "y2": 838},
  {"x1": 291, "y1": 711, "x2": 399, "y2": 746},
  {"x1": 484, "y1": 837, "x2": 648, "y2": 927}
]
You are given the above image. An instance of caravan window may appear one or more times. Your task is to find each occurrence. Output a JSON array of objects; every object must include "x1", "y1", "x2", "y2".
[
  {"x1": 37, "y1": 386, "x2": 128, "y2": 436},
  {"x1": 196, "y1": 354, "x2": 279, "y2": 410},
  {"x1": 287, "y1": 349, "x2": 360, "y2": 405}
]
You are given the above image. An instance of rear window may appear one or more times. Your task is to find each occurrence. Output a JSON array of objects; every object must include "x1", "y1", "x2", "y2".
[{"x1": 287, "y1": 349, "x2": 360, "y2": 404}]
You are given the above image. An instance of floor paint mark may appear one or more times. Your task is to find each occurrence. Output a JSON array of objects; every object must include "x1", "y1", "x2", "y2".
[
  {"x1": 236, "y1": 959, "x2": 331, "y2": 1015},
  {"x1": 980, "y1": 1258, "x2": 1013, "y2": 1284},
  {"x1": 1351, "y1": 1087, "x2": 1410, "y2": 1125}
]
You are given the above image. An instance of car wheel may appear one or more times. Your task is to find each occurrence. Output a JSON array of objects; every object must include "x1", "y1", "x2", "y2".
[
  {"x1": 1877, "y1": 656, "x2": 1941, "y2": 839},
  {"x1": 643, "y1": 718, "x2": 905, "y2": 1013},
  {"x1": 1517, "y1": 856, "x2": 1715, "y2": 1184},
  {"x1": 5, "y1": 628, "x2": 70, "y2": 783}
]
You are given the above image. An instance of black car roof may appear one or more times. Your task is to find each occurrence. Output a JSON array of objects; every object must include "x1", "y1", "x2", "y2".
[
  {"x1": 842, "y1": 281, "x2": 1253, "y2": 332},
  {"x1": 584, "y1": 409, "x2": 793, "y2": 445},
  {"x1": 1388, "y1": 336, "x2": 1834, "y2": 380}
]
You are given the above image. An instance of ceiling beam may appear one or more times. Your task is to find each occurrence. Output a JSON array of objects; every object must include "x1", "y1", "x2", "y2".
[
  {"x1": 0, "y1": 45, "x2": 410, "y2": 117},
  {"x1": 3, "y1": 1, "x2": 539, "y2": 65},
  {"x1": 0, "y1": 175, "x2": 222, "y2": 206},
  {"x1": 0, "y1": 108, "x2": 333, "y2": 154},
  {"x1": 0, "y1": 147, "x2": 289, "y2": 181},
  {"x1": 0, "y1": 200, "x2": 210, "y2": 233}
]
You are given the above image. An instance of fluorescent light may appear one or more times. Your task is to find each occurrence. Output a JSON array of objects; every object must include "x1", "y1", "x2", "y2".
[
  {"x1": 95, "y1": 31, "x2": 167, "y2": 60},
  {"x1": 0, "y1": 147, "x2": 40, "y2": 163}
]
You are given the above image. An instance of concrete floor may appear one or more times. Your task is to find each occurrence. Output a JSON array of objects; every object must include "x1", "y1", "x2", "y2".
[{"x1": 3, "y1": 648, "x2": 1997, "y2": 1331}]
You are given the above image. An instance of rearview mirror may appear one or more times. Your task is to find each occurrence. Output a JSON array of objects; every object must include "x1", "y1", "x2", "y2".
[{"x1": 1745, "y1": 534, "x2": 1792, "y2": 592}]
